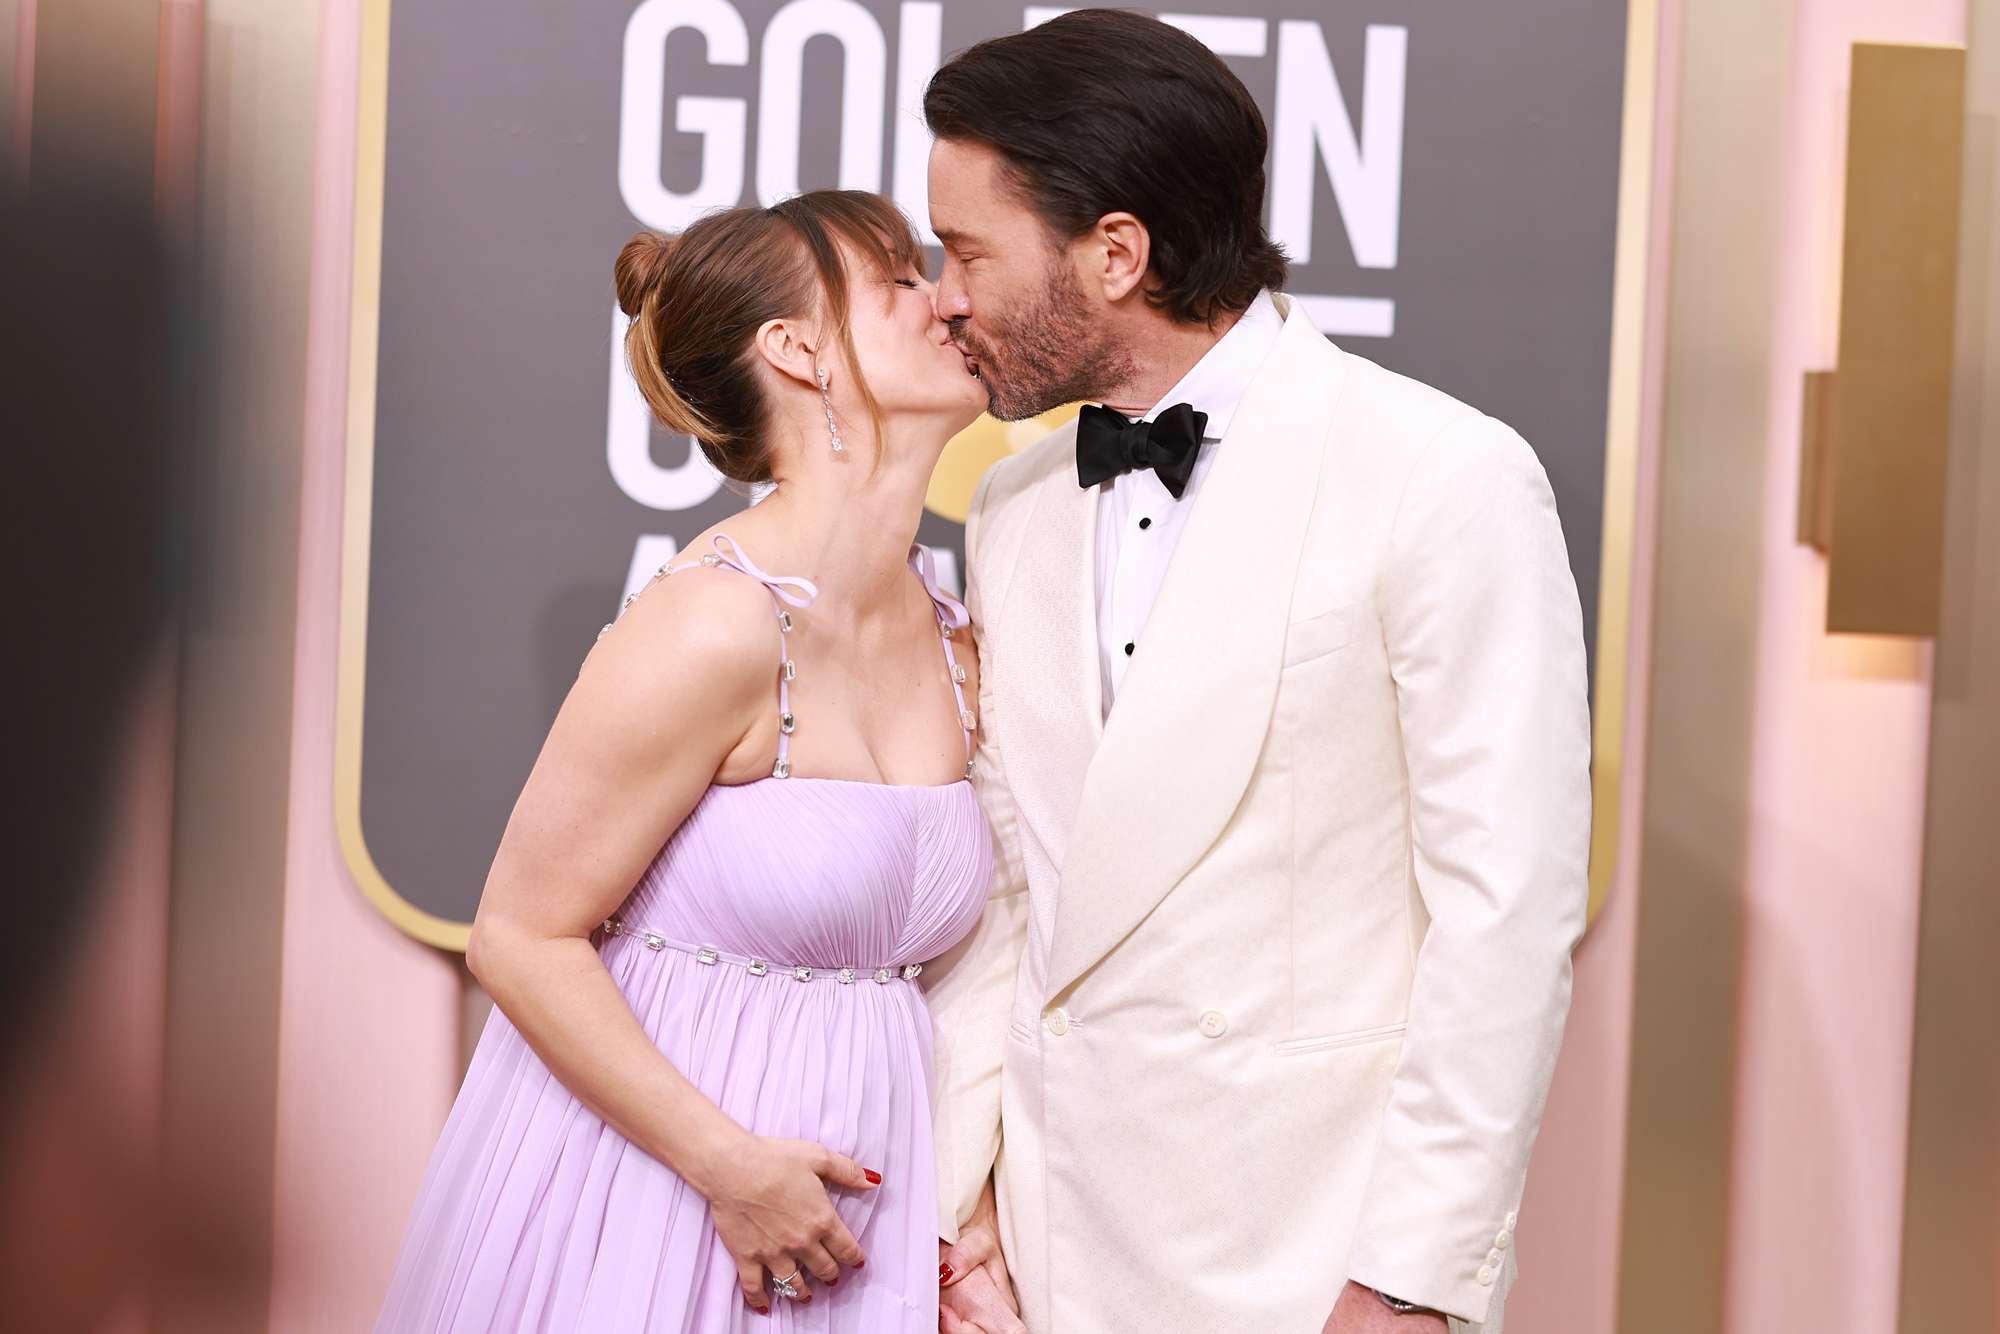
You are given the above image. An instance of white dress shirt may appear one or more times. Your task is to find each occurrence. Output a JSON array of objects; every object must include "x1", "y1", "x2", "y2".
[{"x1": 1092, "y1": 289, "x2": 1285, "y2": 717}]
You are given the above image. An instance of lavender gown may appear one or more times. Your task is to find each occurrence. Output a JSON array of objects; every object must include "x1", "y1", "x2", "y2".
[{"x1": 377, "y1": 537, "x2": 994, "y2": 1333}]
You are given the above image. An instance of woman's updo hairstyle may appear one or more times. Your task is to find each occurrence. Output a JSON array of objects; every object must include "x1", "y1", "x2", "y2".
[{"x1": 614, "y1": 190, "x2": 925, "y2": 485}]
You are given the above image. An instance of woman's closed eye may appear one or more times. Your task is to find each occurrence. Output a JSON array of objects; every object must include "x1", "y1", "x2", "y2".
[{"x1": 893, "y1": 278, "x2": 920, "y2": 289}]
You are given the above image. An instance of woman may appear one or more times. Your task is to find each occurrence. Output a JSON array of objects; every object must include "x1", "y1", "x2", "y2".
[{"x1": 378, "y1": 191, "x2": 995, "y2": 1332}]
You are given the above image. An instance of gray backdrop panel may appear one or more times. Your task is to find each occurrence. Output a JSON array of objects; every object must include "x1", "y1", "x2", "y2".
[{"x1": 362, "y1": 0, "x2": 1626, "y2": 930}]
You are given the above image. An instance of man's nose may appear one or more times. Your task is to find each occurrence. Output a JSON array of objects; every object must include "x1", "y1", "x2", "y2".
[{"x1": 933, "y1": 264, "x2": 971, "y2": 321}]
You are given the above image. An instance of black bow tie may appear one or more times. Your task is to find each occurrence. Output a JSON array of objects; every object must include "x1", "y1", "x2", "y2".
[{"x1": 1074, "y1": 401, "x2": 1209, "y2": 499}]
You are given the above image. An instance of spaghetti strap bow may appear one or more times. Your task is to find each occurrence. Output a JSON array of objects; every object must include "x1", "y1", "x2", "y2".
[
  {"x1": 710, "y1": 534, "x2": 818, "y2": 609},
  {"x1": 908, "y1": 544, "x2": 970, "y2": 631}
]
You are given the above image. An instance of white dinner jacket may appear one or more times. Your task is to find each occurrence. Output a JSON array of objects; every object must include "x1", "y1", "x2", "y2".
[{"x1": 923, "y1": 292, "x2": 1592, "y2": 1334}]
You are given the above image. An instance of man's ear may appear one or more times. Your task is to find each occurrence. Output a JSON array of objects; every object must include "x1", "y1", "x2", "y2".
[
  {"x1": 1091, "y1": 211, "x2": 1152, "y2": 304},
  {"x1": 754, "y1": 316, "x2": 823, "y2": 390}
]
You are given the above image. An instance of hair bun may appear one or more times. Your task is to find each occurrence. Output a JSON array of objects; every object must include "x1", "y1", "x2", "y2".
[{"x1": 614, "y1": 230, "x2": 676, "y2": 319}]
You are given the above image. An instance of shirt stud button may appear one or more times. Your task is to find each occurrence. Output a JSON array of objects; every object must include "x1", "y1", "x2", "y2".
[
  {"x1": 1138, "y1": 517, "x2": 1152, "y2": 530},
  {"x1": 1123, "y1": 642, "x2": 1135, "y2": 656}
]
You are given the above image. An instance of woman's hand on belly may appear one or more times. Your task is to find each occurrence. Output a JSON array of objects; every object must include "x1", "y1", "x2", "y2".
[{"x1": 702, "y1": 1134, "x2": 883, "y2": 1315}]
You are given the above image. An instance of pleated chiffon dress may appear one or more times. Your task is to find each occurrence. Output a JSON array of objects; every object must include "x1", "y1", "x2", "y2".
[{"x1": 377, "y1": 537, "x2": 995, "y2": 1333}]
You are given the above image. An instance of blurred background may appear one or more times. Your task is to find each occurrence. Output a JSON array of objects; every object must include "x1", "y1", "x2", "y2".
[{"x1": 1, "y1": 0, "x2": 1993, "y2": 1331}]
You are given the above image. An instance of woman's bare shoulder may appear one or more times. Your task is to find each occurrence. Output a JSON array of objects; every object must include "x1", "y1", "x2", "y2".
[{"x1": 578, "y1": 556, "x2": 783, "y2": 722}]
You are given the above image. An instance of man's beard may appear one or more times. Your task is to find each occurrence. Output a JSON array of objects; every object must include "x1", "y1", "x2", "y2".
[{"x1": 951, "y1": 258, "x2": 1133, "y2": 422}]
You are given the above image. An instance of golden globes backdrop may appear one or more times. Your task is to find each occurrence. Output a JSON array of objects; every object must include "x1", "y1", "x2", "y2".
[{"x1": 339, "y1": 0, "x2": 1643, "y2": 947}]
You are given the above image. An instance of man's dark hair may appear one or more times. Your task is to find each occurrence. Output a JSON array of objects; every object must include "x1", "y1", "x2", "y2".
[{"x1": 924, "y1": 8, "x2": 1288, "y2": 326}]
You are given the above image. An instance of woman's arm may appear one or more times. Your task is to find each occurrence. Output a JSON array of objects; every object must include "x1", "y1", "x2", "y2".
[{"x1": 464, "y1": 569, "x2": 875, "y2": 1311}]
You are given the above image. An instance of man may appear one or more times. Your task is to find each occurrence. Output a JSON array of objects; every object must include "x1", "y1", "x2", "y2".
[{"x1": 919, "y1": 10, "x2": 1591, "y2": 1334}]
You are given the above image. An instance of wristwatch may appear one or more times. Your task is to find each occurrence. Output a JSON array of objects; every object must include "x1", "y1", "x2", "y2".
[{"x1": 1373, "y1": 1288, "x2": 1440, "y2": 1317}]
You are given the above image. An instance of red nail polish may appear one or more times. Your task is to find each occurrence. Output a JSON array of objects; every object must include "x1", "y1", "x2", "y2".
[
  {"x1": 940, "y1": 1263, "x2": 955, "y2": 1284},
  {"x1": 826, "y1": 1275, "x2": 837, "y2": 1286},
  {"x1": 864, "y1": 1169, "x2": 883, "y2": 1185},
  {"x1": 853, "y1": 1260, "x2": 866, "y2": 1270}
]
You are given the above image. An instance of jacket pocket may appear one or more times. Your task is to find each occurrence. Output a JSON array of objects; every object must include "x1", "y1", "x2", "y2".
[
  {"x1": 1269, "y1": 1021, "x2": 1407, "y2": 1057},
  {"x1": 1283, "y1": 601, "x2": 1362, "y2": 667}
]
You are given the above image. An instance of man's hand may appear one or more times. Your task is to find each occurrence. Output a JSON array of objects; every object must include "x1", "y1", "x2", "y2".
[
  {"x1": 940, "y1": 1182, "x2": 1021, "y2": 1333},
  {"x1": 939, "y1": 1261, "x2": 1026, "y2": 1334},
  {"x1": 1322, "y1": 1280, "x2": 1449, "y2": 1334}
]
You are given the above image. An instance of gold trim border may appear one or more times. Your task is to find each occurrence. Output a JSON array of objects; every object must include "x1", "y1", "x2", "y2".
[
  {"x1": 336, "y1": 0, "x2": 470, "y2": 951},
  {"x1": 333, "y1": 1, "x2": 1657, "y2": 949},
  {"x1": 1588, "y1": 0, "x2": 1660, "y2": 920}
]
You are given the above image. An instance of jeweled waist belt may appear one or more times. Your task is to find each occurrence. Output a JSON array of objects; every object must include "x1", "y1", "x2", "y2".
[{"x1": 600, "y1": 916, "x2": 924, "y2": 985}]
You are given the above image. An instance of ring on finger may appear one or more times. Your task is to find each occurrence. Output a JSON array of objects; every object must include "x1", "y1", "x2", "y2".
[{"x1": 771, "y1": 1268, "x2": 803, "y2": 1300}]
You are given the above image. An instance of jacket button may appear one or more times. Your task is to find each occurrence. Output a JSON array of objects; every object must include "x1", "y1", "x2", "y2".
[
  {"x1": 1477, "y1": 1265, "x2": 1496, "y2": 1286},
  {"x1": 1495, "y1": 1228, "x2": 1513, "y2": 1250},
  {"x1": 1198, "y1": 1010, "x2": 1228, "y2": 1038},
  {"x1": 1044, "y1": 1008, "x2": 1071, "y2": 1037}
]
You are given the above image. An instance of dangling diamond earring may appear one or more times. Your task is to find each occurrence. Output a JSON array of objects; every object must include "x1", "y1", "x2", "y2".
[{"x1": 816, "y1": 366, "x2": 845, "y2": 454}]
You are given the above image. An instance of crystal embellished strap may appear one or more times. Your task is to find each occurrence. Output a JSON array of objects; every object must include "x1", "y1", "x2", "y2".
[
  {"x1": 909, "y1": 545, "x2": 976, "y2": 770},
  {"x1": 596, "y1": 533, "x2": 815, "y2": 629},
  {"x1": 595, "y1": 534, "x2": 819, "y2": 780},
  {"x1": 600, "y1": 917, "x2": 924, "y2": 984},
  {"x1": 704, "y1": 534, "x2": 817, "y2": 779}
]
